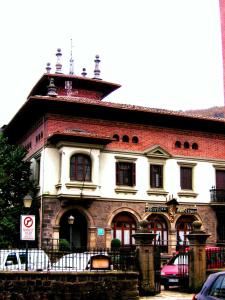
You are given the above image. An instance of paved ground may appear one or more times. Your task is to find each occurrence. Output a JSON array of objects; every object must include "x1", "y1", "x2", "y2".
[{"x1": 140, "y1": 287, "x2": 194, "y2": 299}]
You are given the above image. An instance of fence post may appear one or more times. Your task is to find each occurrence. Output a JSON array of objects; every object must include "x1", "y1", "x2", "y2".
[
  {"x1": 186, "y1": 220, "x2": 210, "y2": 292},
  {"x1": 132, "y1": 220, "x2": 157, "y2": 295}
]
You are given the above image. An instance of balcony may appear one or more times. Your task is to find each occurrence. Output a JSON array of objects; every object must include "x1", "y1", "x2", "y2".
[{"x1": 210, "y1": 188, "x2": 225, "y2": 205}]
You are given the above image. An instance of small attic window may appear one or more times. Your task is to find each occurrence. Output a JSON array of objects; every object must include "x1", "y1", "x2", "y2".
[
  {"x1": 132, "y1": 136, "x2": 139, "y2": 143},
  {"x1": 175, "y1": 141, "x2": 181, "y2": 148},
  {"x1": 192, "y1": 143, "x2": 198, "y2": 150},
  {"x1": 122, "y1": 135, "x2": 129, "y2": 143},
  {"x1": 184, "y1": 141, "x2": 190, "y2": 149},
  {"x1": 113, "y1": 134, "x2": 119, "y2": 141}
]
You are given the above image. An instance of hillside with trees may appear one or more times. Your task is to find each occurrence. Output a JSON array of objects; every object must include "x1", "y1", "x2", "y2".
[{"x1": 183, "y1": 106, "x2": 224, "y2": 118}]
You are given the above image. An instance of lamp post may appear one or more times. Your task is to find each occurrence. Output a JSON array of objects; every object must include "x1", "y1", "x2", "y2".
[
  {"x1": 21, "y1": 194, "x2": 33, "y2": 271},
  {"x1": 68, "y1": 215, "x2": 75, "y2": 251}
]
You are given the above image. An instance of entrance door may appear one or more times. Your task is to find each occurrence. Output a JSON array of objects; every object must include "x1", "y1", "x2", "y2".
[{"x1": 59, "y1": 210, "x2": 87, "y2": 250}]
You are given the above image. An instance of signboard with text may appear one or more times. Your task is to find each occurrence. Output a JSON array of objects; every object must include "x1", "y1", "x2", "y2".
[{"x1": 20, "y1": 215, "x2": 35, "y2": 241}]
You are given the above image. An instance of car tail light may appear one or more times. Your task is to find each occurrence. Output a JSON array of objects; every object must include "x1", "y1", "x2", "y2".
[{"x1": 192, "y1": 295, "x2": 197, "y2": 300}]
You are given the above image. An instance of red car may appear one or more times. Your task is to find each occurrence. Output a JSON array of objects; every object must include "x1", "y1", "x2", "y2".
[
  {"x1": 161, "y1": 253, "x2": 188, "y2": 290},
  {"x1": 161, "y1": 246, "x2": 223, "y2": 290}
]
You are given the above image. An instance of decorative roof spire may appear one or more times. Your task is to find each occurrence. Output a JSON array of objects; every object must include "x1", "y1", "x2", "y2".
[
  {"x1": 81, "y1": 68, "x2": 87, "y2": 77},
  {"x1": 46, "y1": 62, "x2": 51, "y2": 74},
  {"x1": 55, "y1": 48, "x2": 62, "y2": 73},
  {"x1": 93, "y1": 55, "x2": 101, "y2": 80},
  {"x1": 47, "y1": 78, "x2": 58, "y2": 97},
  {"x1": 69, "y1": 39, "x2": 74, "y2": 75}
]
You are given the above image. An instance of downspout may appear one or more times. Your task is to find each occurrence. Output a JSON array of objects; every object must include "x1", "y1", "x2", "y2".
[{"x1": 39, "y1": 116, "x2": 46, "y2": 249}]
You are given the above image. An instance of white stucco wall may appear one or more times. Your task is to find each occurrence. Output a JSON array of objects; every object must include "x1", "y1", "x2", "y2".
[{"x1": 35, "y1": 145, "x2": 222, "y2": 204}]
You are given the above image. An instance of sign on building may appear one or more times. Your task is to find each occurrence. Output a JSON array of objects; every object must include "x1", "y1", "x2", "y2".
[{"x1": 20, "y1": 215, "x2": 35, "y2": 241}]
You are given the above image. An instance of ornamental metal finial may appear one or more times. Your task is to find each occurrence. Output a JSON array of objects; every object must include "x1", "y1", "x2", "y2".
[
  {"x1": 81, "y1": 68, "x2": 87, "y2": 77},
  {"x1": 69, "y1": 39, "x2": 74, "y2": 75},
  {"x1": 46, "y1": 62, "x2": 51, "y2": 74},
  {"x1": 47, "y1": 78, "x2": 58, "y2": 97},
  {"x1": 55, "y1": 48, "x2": 62, "y2": 74},
  {"x1": 93, "y1": 55, "x2": 101, "y2": 80}
]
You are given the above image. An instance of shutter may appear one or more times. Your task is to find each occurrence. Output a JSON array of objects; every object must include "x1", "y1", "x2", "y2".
[
  {"x1": 116, "y1": 162, "x2": 120, "y2": 185},
  {"x1": 132, "y1": 163, "x2": 136, "y2": 186},
  {"x1": 150, "y1": 165, "x2": 154, "y2": 188},
  {"x1": 181, "y1": 167, "x2": 192, "y2": 190}
]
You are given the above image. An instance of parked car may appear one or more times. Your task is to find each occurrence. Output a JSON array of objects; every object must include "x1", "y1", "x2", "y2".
[
  {"x1": 192, "y1": 271, "x2": 225, "y2": 300},
  {"x1": 160, "y1": 252, "x2": 188, "y2": 290},
  {"x1": 161, "y1": 246, "x2": 224, "y2": 290},
  {"x1": 50, "y1": 251, "x2": 110, "y2": 272},
  {"x1": 0, "y1": 249, "x2": 50, "y2": 271}
]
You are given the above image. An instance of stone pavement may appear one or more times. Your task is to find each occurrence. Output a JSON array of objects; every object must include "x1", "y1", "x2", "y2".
[{"x1": 140, "y1": 287, "x2": 194, "y2": 300}]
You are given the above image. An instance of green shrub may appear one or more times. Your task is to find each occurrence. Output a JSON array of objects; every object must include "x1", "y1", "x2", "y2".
[
  {"x1": 59, "y1": 239, "x2": 70, "y2": 251},
  {"x1": 111, "y1": 238, "x2": 121, "y2": 249}
]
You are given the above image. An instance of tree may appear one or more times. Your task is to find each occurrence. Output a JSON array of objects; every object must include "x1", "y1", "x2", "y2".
[{"x1": 0, "y1": 134, "x2": 36, "y2": 248}]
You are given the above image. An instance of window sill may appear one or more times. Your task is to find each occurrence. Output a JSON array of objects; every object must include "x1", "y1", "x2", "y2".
[
  {"x1": 147, "y1": 189, "x2": 168, "y2": 196},
  {"x1": 177, "y1": 191, "x2": 198, "y2": 198},
  {"x1": 115, "y1": 186, "x2": 137, "y2": 194},
  {"x1": 65, "y1": 182, "x2": 97, "y2": 190}
]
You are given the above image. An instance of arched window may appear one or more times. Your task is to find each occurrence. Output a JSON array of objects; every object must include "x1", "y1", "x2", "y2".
[
  {"x1": 176, "y1": 215, "x2": 196, "y2": 247},
  {"x1": 122, "y1": 135, "x2": 129, "y2": 143},
  {"x1": 111, "y1": 212, "x2": 137, "y2": 246},
  {"x1": 70, "y1": 154, "x2": 91, "y2": 181},
  {"x1": 175, "y1": 141, "x2": 181, "y2": 148},
  {"x1": 147, "y1": 214, "x2": 168, "y2": 252},
  {"x1": 113, "y1": 134, "x2": 119, "y2": 141},
  {"x1": 192, "y1": 143, "x2": 198, "y2": 150},
  {"x1": 132, "y1": 136, "x2": 139, "y2": 143}
]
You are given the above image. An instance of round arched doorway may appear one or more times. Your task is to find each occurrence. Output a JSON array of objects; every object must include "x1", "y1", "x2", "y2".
[
  {"x1": 147, "y1": 214, "x2": 168, "y2": 252},
  {"x1": 176, "y1": 215, "x2": 197, "y2": 248},
  {"x1": 59, "y1": 209, "x2": 88, "y2": 249},
  {"x1": 111, "y1": 212, "x2": 137, "y2": 247}
]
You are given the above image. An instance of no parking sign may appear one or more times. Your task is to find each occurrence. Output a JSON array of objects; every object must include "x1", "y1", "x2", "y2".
[{"x1": 20, "y1": 215, "x2": 35, "y2": 241}]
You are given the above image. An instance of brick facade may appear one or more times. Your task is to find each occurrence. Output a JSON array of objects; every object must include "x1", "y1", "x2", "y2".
[{"x1": 4, "y1": 61, "x2": 225, "y2": 255}]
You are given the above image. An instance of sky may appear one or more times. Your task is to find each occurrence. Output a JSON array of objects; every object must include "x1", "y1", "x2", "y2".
[{"x1": 0, "y1": 0, "x2": 224, "y2": 126}]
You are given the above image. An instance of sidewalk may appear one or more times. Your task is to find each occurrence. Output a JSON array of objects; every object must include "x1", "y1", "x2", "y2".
[{"x1": 140, "y1": 287, "x2": 194, "y2": 299}]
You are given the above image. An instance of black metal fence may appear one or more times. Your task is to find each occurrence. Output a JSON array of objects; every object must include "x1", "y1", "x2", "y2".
[
  {"x1": 0, "y1": 247, "x2": 138, "y2": 272},
  {"x1": 47, "y1": 247, "x2": 138, "y2": 272}
]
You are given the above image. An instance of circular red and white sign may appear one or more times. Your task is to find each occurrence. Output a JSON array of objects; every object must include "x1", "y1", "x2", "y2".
[{"x1": 23, "y1": 216, "x2": 33, "y2": 228}]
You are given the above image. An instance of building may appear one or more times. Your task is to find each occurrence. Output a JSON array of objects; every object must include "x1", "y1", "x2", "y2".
[{"x1": 3, "y1": 48, "x2": 225, "y2": 255}]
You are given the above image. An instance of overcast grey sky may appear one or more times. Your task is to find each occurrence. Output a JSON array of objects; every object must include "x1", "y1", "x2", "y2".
[{"x1": 0, "y1": 0, "x2": 224, "y2": 126}]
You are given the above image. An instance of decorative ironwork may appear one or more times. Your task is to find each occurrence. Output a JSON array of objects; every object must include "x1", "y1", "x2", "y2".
[{"x1": 210, "y1": 187, "x2": 225, "y2": 203}]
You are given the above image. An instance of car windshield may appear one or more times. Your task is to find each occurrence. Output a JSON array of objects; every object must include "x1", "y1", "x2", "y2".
[
  {"x1": 208, "y1": 274, "x2": 225, "y2": 298},
  {"x1": 6, "y1": 253, "x2": 18, "y2": 265},
  {"x1": 168, "y1": 254, "x2": 188, "y2": 265}
]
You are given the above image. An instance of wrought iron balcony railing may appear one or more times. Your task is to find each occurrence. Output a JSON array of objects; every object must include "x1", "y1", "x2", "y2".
[{"x1": 210, "y1": 187, "x2": 225, "y2": 204}]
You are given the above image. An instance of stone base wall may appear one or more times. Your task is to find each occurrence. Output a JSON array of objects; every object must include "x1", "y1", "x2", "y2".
[{"x1": 0, "y1": 271, "x2": 139, "y2": 300}]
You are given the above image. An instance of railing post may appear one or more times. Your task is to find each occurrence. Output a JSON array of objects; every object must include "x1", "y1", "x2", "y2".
[
  {"x1": 132, "y1": 220, "x2": 157, "y2": 296},
  {"x1": 186, "y1": 220, "x2": 210, "y2": 292}
]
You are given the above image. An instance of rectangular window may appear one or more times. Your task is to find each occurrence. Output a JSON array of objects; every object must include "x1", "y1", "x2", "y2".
[
  {"x1": 180, "y1": 166, "x2": 192, "y2": 190},
  {"x1": 150, "y1": 164, "x2": 163, "y2": 188},
  {"x1": 116, "y1": 162, "x2": 136, "y2": 186}
]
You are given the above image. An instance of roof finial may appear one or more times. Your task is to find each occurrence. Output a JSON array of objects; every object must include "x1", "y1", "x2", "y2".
[
  {"x1": 93, "y1": 55, "x2": 101, "y2": 80},
  {"x1": 55, "y1": 48, "x2": 62, "y2": 74},
  {"x1": 69, "y1": 39, "x2": 74, "y2": 75},
  {"x1": 47, "y1": 78, "x2": 58, "y2": 97},
  {"x1": 46, "y1": 62, "x2": 51, "y2": 74},
  {"x1": 81, "y1": 68, "x2": 87, "y2": 77}
]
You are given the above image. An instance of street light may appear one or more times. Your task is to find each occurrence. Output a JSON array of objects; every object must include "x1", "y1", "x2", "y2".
[
  {"x1": 23, "y1": 194, "x2": 32, "y2": 208},
  {"x1": 68, "y1": 215, "x2": 75, "y2": 251},
  {"x1": 22, "y1": 194, "x2": 32, "y2": 271}
]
